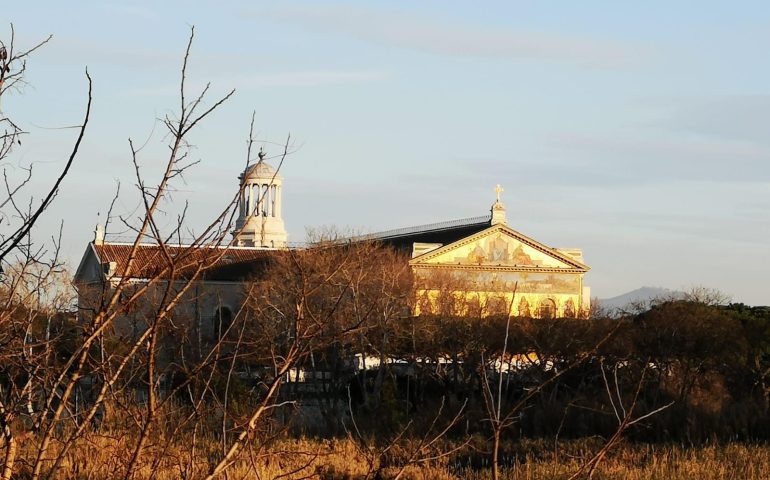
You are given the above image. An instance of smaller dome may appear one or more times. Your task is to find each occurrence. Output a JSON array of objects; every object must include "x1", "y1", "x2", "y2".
[{"x1": 243, "y1": 161, "x2": 281, "y2": 180}]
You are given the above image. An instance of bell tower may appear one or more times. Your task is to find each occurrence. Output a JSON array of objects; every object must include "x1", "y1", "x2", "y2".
[{"x1": 232, "y1": 150, "x2": 288, "y2": 248}]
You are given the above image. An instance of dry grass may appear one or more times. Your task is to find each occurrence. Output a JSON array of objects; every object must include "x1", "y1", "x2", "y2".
[
  {"x1": 459, "y1": 441, "x2": 770, "y2": 480},
  {"x1": 9, "y1": 434, "x2": 770, "y2": 479}
]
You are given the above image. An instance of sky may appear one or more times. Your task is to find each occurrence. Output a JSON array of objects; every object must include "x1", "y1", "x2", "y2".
[{"x1": 3, "y1": 1, "x2": 769, "y2": 305}]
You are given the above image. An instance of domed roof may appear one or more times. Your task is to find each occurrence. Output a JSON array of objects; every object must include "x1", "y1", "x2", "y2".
[{"x1": 243, "y1": 160, "x2": 281, "y2": 180}]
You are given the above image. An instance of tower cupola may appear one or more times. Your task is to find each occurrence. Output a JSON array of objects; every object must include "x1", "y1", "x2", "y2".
[{"x1": 232, "y1": 149, "x2": 287, "y2": 248}]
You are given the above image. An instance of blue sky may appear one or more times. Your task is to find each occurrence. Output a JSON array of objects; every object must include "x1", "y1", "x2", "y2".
[{"x1": 4, "y1": 1, "x2": 770, "y2": 304}]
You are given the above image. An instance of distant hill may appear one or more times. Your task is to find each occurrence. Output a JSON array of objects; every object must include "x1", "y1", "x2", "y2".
[{"x1": 598, "y1": 287, "x2": 684, "y2": 312}]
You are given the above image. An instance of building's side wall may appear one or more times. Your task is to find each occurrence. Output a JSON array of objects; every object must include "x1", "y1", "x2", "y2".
[{"x1": 76, "y1": 279, "x2": 250, "y2": 345}]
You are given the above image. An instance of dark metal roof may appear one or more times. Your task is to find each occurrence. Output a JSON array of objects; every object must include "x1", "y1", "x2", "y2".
[
  {"x1": 362, "y1": 215, "x2": 491, "y2": 241},
  {"x1": 359, "y1": 215, "x2": 492, "y2": 254}
]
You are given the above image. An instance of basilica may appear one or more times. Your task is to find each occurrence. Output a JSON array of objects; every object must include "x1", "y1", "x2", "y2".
[{"x1": 74, "y1": 157, "x2": 590, "y2": 325}]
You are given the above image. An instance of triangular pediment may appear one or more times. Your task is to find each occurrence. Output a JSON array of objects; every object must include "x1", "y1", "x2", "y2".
[{"x1": 409, "y1": 224, "x2": 588, "y2": 272}]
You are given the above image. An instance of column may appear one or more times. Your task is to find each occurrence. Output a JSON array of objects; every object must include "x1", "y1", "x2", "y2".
[
  {"x1": 275, "y1": 186, "x2": 282, "y2": 218},
  {"x1": 261, "y1": 185, "x2": 269, "y2": 216},
  {"x1": 267, "y1": 184, "x2": 272, "y2": 216},
  {"x1": 271, "y1": 185, "x2": 277, "y2": 217}
]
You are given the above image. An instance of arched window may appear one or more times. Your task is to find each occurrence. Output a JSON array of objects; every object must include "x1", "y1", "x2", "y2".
[
  {"x1": 253, "y1": 184, "x2": 258, "y2": 216},
  {"x1": 213, "y1": 306, "x2": 233, "y2": 339},
  {"x1": 247, "y1": 184, "x2": 254, "y2": 216},
  {"x1": 518, "y1": 297, "x2": 531, "y2": 317},
  {"x1": 563, "y1": 298, "x2": 576, "y2": 318},
  {"x1": 538, "y1": 298, "x2": 557, "y2": 319},
  {"x1": 486, "y1": 294, "x2": 508, "y2": 317},
  {"x1": 465, "y1": 294, "x2": 482, "y2": 317}
]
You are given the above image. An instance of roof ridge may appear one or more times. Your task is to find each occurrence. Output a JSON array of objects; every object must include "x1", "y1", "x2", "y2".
[
  {"x1": 361, "y1": 215, "x2": 492, "y2": 241},
  {"x1": 94, "y1": 242, "x2": 282, "y2": 251}
]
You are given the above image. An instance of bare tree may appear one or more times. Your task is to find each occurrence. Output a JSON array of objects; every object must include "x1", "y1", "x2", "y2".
[
  {"x1": 568, "y1": 360, "x2": 674, "y2": 479},
  {"x1": 479, "y1": 308, "x2": 622, "y2": 480},
  {"x1": 0, "y1": 25, "x2": 88, "y2": 266},
  {"x1": 0, "y1": 24, "x2": 91, "y2": 480}
]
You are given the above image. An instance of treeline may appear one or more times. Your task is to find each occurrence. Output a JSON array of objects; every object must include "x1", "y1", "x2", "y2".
[
  {"x1": 384, "y1": 303, "x2": 770, "y2": 443},
  {"x1": 187, "y1": 242, "x2": 770, "y2": 447},
  {"x1": 268, "y1": 296, "x2": 770, "y2": 444}
]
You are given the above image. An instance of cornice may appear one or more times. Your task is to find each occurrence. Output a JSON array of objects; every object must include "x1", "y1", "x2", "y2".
[
  {"x1": 411, "y1": 263, "x2": 587, "y2": 274},
  {"x1": 410, "y1": 223, "x2": 590, "y2": 271}
]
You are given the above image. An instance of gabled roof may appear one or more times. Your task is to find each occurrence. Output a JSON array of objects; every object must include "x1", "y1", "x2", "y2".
[
  {"x1": 409, "y1": 223, "x2": 589, "y2": 273},
  {"x1": 89, "y1": 242, "x2": 274, "y2": 281}
]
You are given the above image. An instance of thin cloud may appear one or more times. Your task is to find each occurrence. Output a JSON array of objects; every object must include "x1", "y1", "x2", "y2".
[
  {"x1": 129, "y1": 70, "x2": 386, "y2": 96},
  {"x1": 448, "y1": 132, "x2": 770, "y2": 188},
  {"x1": 252, "y1": 5, "x2": 642, "y2": 67},
  {"x1": 648, "y1": 95, "x2": 770, "y2": 144},
  {"x1": 49, "y1": 37, "x2": 179, "y2": 67},
  {"x1": 541, "y1": 132, "x2": 770, "y2": 184},
  {"x1": 555, "y1": 132, "x2": 770, "y2": 162},
  {"x1": 101, "y1": 4, "x2": 159, "y2": 20}
]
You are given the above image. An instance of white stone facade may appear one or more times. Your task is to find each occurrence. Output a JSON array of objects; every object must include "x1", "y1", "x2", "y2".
[{"x1": 232, "y1": 157, "x2": 287, "y2": 248}]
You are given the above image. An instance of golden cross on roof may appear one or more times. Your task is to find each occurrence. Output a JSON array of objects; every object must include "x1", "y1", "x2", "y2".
[{"x1": 494, "y1": 184, "x2": 504, "y2": 203}]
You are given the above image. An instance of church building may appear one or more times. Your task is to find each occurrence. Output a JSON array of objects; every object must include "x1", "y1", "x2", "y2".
[
  {"x1": 362, "y1": 185, "x2": 590, "y2": 318},
  {"x1": 74, "y1": 158, "x2": 590, "y2": 325}
]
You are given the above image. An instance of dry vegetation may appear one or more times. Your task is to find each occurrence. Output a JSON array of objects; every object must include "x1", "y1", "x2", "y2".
[
  {"x1": 10, "y1": 434, "x2": 770, "y2": 480},
  {"x1": 3, "y1": 26, "x2": 770, "y2": 480}
]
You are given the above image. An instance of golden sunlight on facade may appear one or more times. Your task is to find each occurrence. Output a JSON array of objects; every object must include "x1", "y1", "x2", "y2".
[{"x1": 405, "y1": 186, "x2": 590, "y2": 318}]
